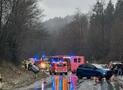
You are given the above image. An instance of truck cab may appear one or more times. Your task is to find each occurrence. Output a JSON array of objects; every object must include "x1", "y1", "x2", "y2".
[{"x1": 49, "y1": 60, "x2": 68, "y2": 75}]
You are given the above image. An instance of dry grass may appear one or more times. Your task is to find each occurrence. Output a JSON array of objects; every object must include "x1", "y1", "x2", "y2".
[{"x1": 0, "y1": 61, "x2": 48, "y2": 89}]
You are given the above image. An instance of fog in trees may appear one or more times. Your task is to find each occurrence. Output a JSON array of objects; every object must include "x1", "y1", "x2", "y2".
[
  {"x1": 1, "y1": 0, "x2": 123, "y2": 64},
  {"x1": 44, "y1": 0, "x2": 123, "y2": 62}
]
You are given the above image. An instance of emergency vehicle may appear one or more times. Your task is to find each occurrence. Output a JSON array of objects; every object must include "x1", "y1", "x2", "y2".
[
  {"x1": 62, "y1": 56, "x2": 71, "y2": 71},
  {"x1": 49, "y1": 57, "x2": 68, "y2": 75},
  {"x1": 70, "y1": 56, "x2": 86, "y2": 73},
  {"x1": 59, "y1": 55, "x2": 86, "y2": 72}
]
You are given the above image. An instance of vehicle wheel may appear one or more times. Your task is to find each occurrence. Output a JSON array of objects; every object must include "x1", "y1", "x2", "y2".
[
  {"x1": 106, "y1": 76, "x2": 110, "y2": 80},
  {"x1": 54, "y1": 72, "x2": 56, "y2": 75},
  {"x1": 87, "y1": 76, "x2": 91, "y2": 79},
  {"x1": 65, "y1": 72, "x2": 67, "y2": 75},
  {"x1": 60, "y1": 73, "x2": 63, "y2": 75},
  {"x1": 78, "y1": 76, "x2": 83, "y2": 79},
  {"x1": 49, "y1": 71, "x2": 52, "y2": 75}
]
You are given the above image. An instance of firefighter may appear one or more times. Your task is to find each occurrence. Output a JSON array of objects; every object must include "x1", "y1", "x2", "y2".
[
  {"x1": 0, "y1": 74, "x2": 2, "y2": 82},
  {"x1": 0, "y1": 74, "x2": 3, "y2": 90},
  {"x1": 22, "y1": 59, "x2": 28, "y2": 70},
  {"x1": 117, "y1": 64, "x2": 122, "y2": 75},
  {"x1": 108, "y1": 61, "x2": 113, "y2": 70}
]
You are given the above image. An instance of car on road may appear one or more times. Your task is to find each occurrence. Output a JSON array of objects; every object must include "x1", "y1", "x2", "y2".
[{"x1": 76, "y1": 64, "x2": 113, "y2": 80}]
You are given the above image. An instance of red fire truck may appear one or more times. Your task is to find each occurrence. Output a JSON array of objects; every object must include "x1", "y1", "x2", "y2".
[{"x1": 49, "y1": 57, "x2": 68, "y2": 75}]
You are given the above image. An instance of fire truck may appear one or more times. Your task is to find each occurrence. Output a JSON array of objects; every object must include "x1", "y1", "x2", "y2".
[{"x1": 49, "y1": 57, "x2": 68, "y2": 75}]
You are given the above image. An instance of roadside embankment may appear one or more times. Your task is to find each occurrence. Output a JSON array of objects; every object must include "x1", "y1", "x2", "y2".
[{"x1": 0, "y1": 61, "x2": 48, "y2": 90}]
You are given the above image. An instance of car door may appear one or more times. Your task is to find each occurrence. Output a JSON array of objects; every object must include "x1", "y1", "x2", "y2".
[
  {"x1": 84, "y1": 65, "x2": 93, "y2": 76},
  {"x1": 84, "y1": 64, "x2": 96, "y2": 77},
  {"x1": 77, "y1": 65, "x2": 85, "y2": 76},
  {"x1": 79, "y1": 64, "x2": 93, "y2": 77}
]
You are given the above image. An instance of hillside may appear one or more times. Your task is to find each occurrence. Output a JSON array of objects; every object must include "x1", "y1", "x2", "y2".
[
  {"x1": 44, "y1": 15, "x2": 73, "y2": 33},
  {"x1": 0, "y1": 61, "x2": 48, "y2": 89}
]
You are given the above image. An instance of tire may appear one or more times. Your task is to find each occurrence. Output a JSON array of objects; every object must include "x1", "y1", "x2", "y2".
[
  {"x1": 49, "y1": 71, "x2": 52, "y2": 75},
  {"x1": 54, "y1": 72, "x2": 56, "y2": 75},
  {"x1": 87, "y1": 76, "x2": 91, "y2": 79},
  {"x1": 106, "y1": 76, "x2": 111, "y2": 80},
  {"x1": 78, "y1": 76, "x2": 83, "y2": 79},
  {"x1": 65, "y1": 72, "x2": 68, "y2": 75},
  {"x1": 60, "y1": 73, "x2": 63, "y2": 75}
]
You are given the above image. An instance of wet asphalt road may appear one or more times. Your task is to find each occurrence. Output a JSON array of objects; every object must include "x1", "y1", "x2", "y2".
[
  {"x1": 30, "y1": 76, "x2": 123, "y2": 90},
  {"x1": 77, "y1": 79, "x2": 121, "y2": 90},
  {"x1": 14, "y1": 72, "x2": 123, "y2": 90}
]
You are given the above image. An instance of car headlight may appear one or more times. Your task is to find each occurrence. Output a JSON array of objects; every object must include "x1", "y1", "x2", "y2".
[
  {"x1": 40, "y1": 63, "x2": 46, "y2": 68},
  {"x1": 103, "y1": 72, "x2": 106, "y2": 75}
]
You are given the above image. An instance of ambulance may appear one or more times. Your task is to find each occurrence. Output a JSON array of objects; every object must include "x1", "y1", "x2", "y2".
[
  {"x1": 70, "y1": 56, "x2": 86, "y2": 73},
  {"x1": 61, "y1": 56, "x2": 86, "y2": 73}
]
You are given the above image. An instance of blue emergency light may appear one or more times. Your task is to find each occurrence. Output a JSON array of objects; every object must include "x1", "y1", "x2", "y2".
[
  {"x1": 33, "y1": 54, "x2": 40, "y2": 61},
  {"x1": 42, "y1": 52, "x2": 46, "y2": 59}
]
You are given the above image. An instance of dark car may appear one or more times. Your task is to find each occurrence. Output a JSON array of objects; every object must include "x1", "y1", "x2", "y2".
[
  {"x1": 112, "y1": 63, "x2": 123, "y2": 75},
  {"x1": 28, "y1": 63, "x2": 40, "y2": 74},
  {"x1": 76, "y1": 64, "x2": 113, "y2": 80}
]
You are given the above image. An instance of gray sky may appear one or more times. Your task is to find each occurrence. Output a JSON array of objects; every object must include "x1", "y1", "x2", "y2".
[{"x1": 39, "y1": 0, "x2": 117, "y2": 20}]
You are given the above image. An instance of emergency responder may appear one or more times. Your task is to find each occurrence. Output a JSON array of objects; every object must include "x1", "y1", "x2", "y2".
[
  {"x1": 108, "y1": 61, "x2": 113, "y2": 70},
  {"x1": 28, "y1": 63, "x2": 32, "y2": 71},
  {"x1": 22, "y1": 59, "x2": 28, "y2": 70},
  {"x1": 113, "y1": 65, "x2": 118, "y2": 75},
  {"x1": 117, "y1": 64, "x2": 122, "y2": 75},
  {"x1": 120, "y1": 62, "x2": 123, "y2": 75},
  {"x1": 0, "y1": 74, "x2": 3, "y2": 90}
]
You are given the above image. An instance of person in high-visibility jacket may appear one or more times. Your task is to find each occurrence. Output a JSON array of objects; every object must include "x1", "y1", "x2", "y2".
[{"x1": 0, "y1": 74, "x2": 3, "y2": 90}]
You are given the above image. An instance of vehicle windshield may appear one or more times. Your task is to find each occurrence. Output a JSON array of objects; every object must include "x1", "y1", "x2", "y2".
[
  {"x1": 79, "y1": 64, "x2": 96, "y2": 69},
  {"x1": 57, "y1": 63, "x2": 65, "y2": 67},
  {"x1": 49, "y1": 57, "x2": 63, "y2": 62},
  {"x1": 92, "y1": 64, "x2": 108, "y2": 69}
]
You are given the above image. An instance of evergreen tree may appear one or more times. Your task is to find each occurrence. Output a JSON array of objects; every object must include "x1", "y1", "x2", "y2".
[
  {"x1": 104, "y1": 0, "x2": 114, "y2": 59},
  {"x1": 115, "y1": 0, "x2": 123, "y2": 19},
  {"x1": 111, "y1": 0, "x2": 123, "y2": 60},
  {"x1": 89, "y1": 0, "x2": 105, "y2": 60}
]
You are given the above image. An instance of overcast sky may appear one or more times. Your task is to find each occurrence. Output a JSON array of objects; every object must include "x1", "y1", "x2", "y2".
[{"x1": 39, "y1": 0, "x2": 117, "y2": 20}]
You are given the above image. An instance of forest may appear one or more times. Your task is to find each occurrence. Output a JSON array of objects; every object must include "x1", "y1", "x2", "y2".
[{"x1": 0, "y1": 0, "x2": 123, "y2": 64}]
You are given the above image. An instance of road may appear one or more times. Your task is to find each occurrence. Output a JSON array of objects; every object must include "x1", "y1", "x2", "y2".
[{"x1": 16, "y1": 75, "x2": 123, "y2": 90}]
